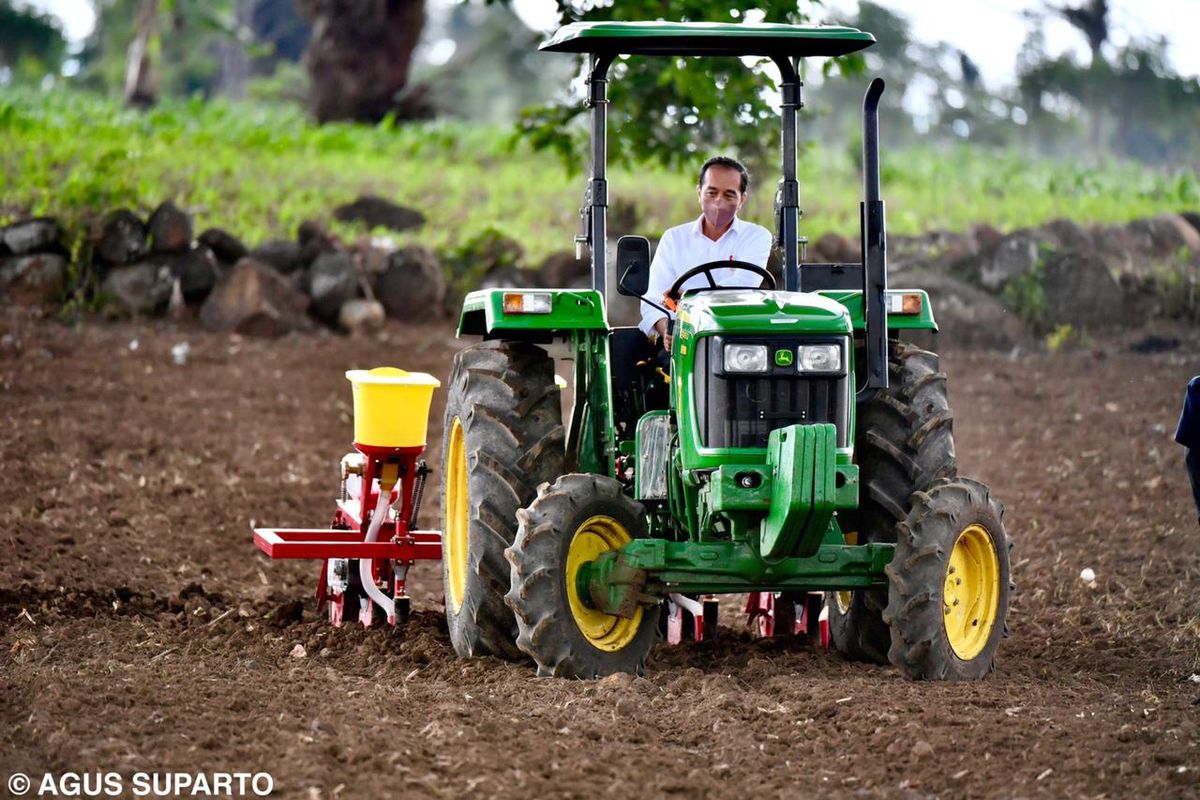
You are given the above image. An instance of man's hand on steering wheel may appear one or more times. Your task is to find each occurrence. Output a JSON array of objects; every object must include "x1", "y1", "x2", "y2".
[{"x1": 664, "y1": 260, "x2": 776, "y2": 305}]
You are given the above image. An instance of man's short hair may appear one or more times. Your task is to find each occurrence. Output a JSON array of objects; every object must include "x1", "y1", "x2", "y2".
[{"x1": 698, "y1": 156, "x2": 750, "y2": 194}]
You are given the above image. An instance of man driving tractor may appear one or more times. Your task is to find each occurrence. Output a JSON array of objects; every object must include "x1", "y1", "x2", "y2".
[{"x1": 638, "y1": 156, "x2": 773, "y2": 350}]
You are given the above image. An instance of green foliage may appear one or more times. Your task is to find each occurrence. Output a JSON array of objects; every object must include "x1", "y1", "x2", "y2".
[
  {"x1": 1045, "y1": 323, "x2": 1076, "y2": 353},
  {"x1": 1, "y1": 88, "x2": 1197, "y2": 276},
  {"x1": 1002, "y1": 269, "x2": 1046, "y2": 329},
  {"x1": 1017, "y1": 36, "x2": 1200, "y2": 166},
  {"x1": 442, "y1": 224, "x2": 526, "y2": 293},
  {"x1": 1001, "y1": 245, "x2": 1054, "y2": 329},
  {"x1": 1151, "y1": 249, "x2": 1200, "y2": 322},
  {"x1": 77, "y1": 0, "x2": 245, "y2": 99},
  {"x1": 418, "y1": 3, "x2": 574, "y2": 123},
  {"x1": 0, "y1": 1, "x2": 67, "y2": 83},
  {"x1": 495, "y1": 0, "x2": 864, "y2": 172}
]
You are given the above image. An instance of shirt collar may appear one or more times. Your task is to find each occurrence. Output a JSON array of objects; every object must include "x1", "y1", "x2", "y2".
[{"x1": 691, "y1": 214, "x2": 744, "y2": 239}]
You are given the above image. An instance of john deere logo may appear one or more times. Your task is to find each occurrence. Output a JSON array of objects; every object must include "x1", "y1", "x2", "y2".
[{"x1": 774, "y1": 349, "x2": 793, "y2": 367}]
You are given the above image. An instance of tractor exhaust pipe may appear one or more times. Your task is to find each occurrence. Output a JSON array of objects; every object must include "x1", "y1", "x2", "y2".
[{"x1": 861, "y1": 78, "x2": 888, "y2": 390}]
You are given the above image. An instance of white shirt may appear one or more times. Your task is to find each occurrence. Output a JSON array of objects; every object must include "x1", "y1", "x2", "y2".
[{"x1": 638, "y1": 215, "x2": 774, "y2": 335}]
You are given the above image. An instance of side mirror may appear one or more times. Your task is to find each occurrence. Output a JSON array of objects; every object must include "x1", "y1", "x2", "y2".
[{"x1": 616, "y1": 235, "x2": 651, "y2": 297}]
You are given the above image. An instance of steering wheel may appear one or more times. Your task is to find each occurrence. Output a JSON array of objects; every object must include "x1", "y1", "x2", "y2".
[{"x1": 666, "y1": 260, "x2": 776, "y2": 303}]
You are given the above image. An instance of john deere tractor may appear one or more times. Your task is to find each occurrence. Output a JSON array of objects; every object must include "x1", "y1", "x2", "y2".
[{"x1": 440, "y1": 22, "x2": 1011, "y2": 679}]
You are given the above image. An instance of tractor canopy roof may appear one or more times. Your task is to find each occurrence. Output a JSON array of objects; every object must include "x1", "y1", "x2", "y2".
[{"x1": 540, "y1": 21, "x2": 875, "y2": 58}]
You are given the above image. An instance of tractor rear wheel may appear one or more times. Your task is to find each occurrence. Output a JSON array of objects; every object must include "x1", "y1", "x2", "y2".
[
  {"x1": 441, "y1": 340, "x2": 564, "y2": 660},
  {"x1": 884, "y1": 478, "x2": 1010, "y2": 680},
  {"x1": 828, "y1": 340, "x2": 955, "y2": 664},
  {"x1": 505, "y1": 474, "x2": 660, "y2": 678}
]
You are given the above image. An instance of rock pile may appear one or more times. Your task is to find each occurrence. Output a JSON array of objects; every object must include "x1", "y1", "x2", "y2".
[
  {"x1": 0, "y1": 218, "x2": 69, "y2": 310},
  {"x1": 2, "y1": 198, "x2": 1197, "y2": 348},
  {"x1": 807, "y1": 212, "x2": 1200, "y2": 349}
]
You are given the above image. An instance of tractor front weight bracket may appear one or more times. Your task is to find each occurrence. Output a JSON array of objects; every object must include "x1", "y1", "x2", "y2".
[
  {"x1": 577, "y1": 540, "x2": 893, "y2": 612},
  {"x1": 619, "y1": 540, "x2": 893, "y2": 596}
]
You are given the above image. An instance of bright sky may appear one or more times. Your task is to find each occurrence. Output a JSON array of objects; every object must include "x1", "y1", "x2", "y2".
[
  {"x1": 22, "y1": 0, "x2": 1200, "y2": 87},
  {"x1": 511, "y1": 0, "x2": 1200, "y2": 88}
]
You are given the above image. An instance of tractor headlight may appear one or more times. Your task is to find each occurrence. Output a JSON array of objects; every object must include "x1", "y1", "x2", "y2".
[
  {"x1": 724, "y1": 343, "x2": 769, "y2": 373},
  {"x1": 797, "y1": 344, "x2": 842, "y2": 373}
]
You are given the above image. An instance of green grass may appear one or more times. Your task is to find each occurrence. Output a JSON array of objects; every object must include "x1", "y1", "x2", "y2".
[{"x1": 1, "y1": 88, "x2": 1197, "y2": 269}]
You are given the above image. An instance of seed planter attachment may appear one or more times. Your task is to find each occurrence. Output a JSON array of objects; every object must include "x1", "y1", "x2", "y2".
[{"x1": 253, "y1": 369, "x2": 443, "y2": 626}]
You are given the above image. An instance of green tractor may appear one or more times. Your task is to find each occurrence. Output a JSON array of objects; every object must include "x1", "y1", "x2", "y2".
[{"x1": 441, "y1": 21, "x2": 1011, "y2": 680}]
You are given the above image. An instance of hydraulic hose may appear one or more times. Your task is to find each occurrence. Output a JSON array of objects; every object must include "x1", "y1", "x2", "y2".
[
  {"x1": 358, "y1": 482, "x2": 395, "y2": 624},
  {"x1": 668, "y1": 593, "x2": 704, "y2": 618}
]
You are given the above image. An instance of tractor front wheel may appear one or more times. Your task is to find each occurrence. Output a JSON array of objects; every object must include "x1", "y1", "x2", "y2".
[
  {"x1": 884, "y1": 478, "x2": 1010, "y2": 680},
  {"x1": 505, "y1": 474, "x2": 660, "y2": 678}
]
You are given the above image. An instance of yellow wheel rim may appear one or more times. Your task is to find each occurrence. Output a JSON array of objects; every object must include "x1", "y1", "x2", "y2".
[
  {"x1": 943, "y1": 523, "x2": 1000, "y2": 660},
  {"x1": 444, "y1": 417, "x2": 468, "y2": 613},
  {"x1": 566, "y1": 515, "x2": 643, "y2": 652}
]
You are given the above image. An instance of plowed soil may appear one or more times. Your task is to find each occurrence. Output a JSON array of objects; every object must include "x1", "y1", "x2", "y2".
[{"x1": 2, "y1": 312, "x2": 1199, "y2": 799}]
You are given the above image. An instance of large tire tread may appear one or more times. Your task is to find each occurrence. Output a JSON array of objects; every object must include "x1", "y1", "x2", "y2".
[
  {"x1": 441, "y1": 340, "x2": 564, "y2": 660},
  {"x1": 828, "y1": 340, "x2": 956, "y2": 664},
  {"x1": 883, "y1": 477, "x2": 1010, "y2": 680},
  {"x1": 505, "y1": 474, "x2": 659, "y2": 679}
]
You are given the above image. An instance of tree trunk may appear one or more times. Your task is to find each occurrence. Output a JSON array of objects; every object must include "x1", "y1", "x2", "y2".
[
  {"x1": 298, "y1": 0, "x2": 428, "y2": 123},
  {"x1": 215, "y1": 0, "x2": 255, "y2": 100},
  {"x1": 124, "y1": 0, "x2": 160, "y2": 107}
]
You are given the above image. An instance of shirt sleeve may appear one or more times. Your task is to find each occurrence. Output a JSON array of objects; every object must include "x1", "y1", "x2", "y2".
[
  {"x1": 745, "y1": 224, "x2": 773, "y2": 268},
  {"x1": 640, "y1": 231, "x2": 675, "y2": 336}
]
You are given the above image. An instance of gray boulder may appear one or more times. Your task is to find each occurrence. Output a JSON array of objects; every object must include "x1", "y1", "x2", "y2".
[
  {"x1": 169, "y1": 247, "x2": 220, "y2": 303},
  {"x1": 2, "y1": 218, "x2": 65, "y2": 256},
  {"x1": 147, "y1": 201, "x2": 193, "y2": 254},
  {"x1": 903, "y1": 271, "x2": 1034, "y2": 351},
  {"x1": 811, "y1": 232, "x2": 859, "y2": 263},
  {"x1": 1090, "y1": 224, "x2": 1139, "y2": 272},
  {"x1": 249, "y1": 239, "x2": 305, "y2": 274},
  {"x1": 1041, "y1": 250, "x2": 1127, "y2": 329},
  {"x1": 375, "y1": 247, "x2": 445, "y2": 321},
  {"x1": 93, "y1": 209, "x2": 149, "y2": 269},
  {"x1": 200, "y1": 258, "x2": 312, "y2": 337},
  {"x1": 298, "y1": 220, "x2": 340, "y2": 267},
  {"x1": 198, "y1": 228, "x2": 249, "y2": 265},
  {"x1": 976, "y1": 231, "x2": 1041, "y2": 291},
  {"x1": 537, "y1": 251, "x2": 591, "y2": 288},
  {"x1": 0, "y1": 253, "x2": 68, "y2": 307},
  {"x1": 307, "y1": 251, "x2": 360, "y2": 322},
  {"x1": 889, "y1": 230, "x2": 977, "y2": 274},
  {"x1": 1180, "y1": 211, "x2": 1200, "y2": 236},
  {"x1": 333, "y1": 195, "x2": 425, "y2": 232},
  {"x1": 479, "y1": 265, "x2": 540, "y2": 290},
  {"x1": 1035, "y1": 218, "x2": 1095, "y2": 253},
  {"x1": 355, "y1": 243, "x2": 392, "y2": 276},
  {"x1": 970, "y1": 222, "x2": 1002, "y2": 251},
  {"x1": 1125, "y1": 214, "x2": 1200, "y2": 258},
  {"x1": 101, "y1": 262, "x2": 173, "y2": 315},
  {"x1": 339, "y1": 298, "x2": 386, "y2": 336}
]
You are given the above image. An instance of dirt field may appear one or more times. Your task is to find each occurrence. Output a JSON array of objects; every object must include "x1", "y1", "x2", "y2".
[{"x1": 2, "y1": 311, "x2": 1198, "y2": 799}]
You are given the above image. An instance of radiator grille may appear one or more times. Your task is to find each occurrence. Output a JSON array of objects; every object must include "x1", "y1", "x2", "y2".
[{"x1": 693, "y1": 336, "x2": 848, "y2": 449}]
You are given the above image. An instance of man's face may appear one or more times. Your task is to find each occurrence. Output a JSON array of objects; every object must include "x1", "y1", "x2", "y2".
[{"x1": 697, "y1": 165, "x2": 746, "y2": 232}]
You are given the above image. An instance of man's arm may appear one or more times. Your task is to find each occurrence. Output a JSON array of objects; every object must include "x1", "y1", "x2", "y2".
[
  {"x1": 745, "y1": 223, "x2": 773, "y2": 267},
  {"x1": 640, "y1": 231, "x2": 676, "y2": 336}
]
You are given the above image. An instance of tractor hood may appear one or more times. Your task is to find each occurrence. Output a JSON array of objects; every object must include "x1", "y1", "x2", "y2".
[{"x1": 676, "y1": 290, "x2": 853, "y2": 338}]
